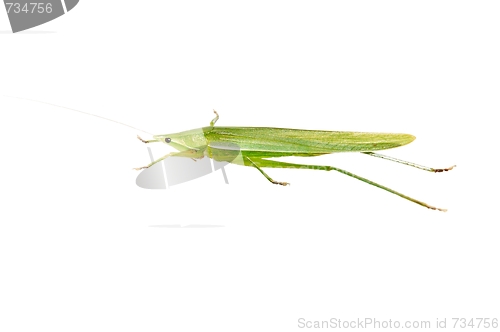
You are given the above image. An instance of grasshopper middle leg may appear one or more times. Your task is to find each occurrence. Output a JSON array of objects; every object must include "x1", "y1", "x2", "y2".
[{"x1": 244, "y1": 157, "x2": 289, "y2": 186}]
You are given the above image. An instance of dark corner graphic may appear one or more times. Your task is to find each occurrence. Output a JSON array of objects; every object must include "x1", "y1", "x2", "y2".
[{"x1": 3, "y1": 0, "x2": 79, "y2": 33}]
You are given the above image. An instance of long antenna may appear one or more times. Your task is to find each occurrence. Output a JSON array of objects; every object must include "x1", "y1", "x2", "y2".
[{"x1": 2, "y1": 95, "x2": 153, "y2": 135}]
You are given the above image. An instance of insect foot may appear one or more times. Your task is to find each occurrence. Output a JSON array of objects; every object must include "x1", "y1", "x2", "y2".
[
  {"x1": 428, "y1": 205, "x2": 448, "y2": 212},
  {"x1": 133, "y1": 166, "x2": 149, "y2": 171},
  {"x1": 272, "y1": 181, "x2": 290, "y2": 186},
  {"x1": 433, "y1": 165, "x2": 456, "y2": 173}
]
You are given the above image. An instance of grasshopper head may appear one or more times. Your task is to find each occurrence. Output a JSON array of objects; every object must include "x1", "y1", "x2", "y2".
[{"x1": 153, "y1": 128, "x2": 208, "y2": 152}]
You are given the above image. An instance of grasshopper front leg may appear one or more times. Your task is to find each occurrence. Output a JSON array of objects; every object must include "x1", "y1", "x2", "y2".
[
  {"x1": 210, "y1": 110, "x2": 219, "y2": 127},
  {"x1": 137, "y1": 135, "x2": 159, "y2": 144},
  {"x1": 133, "y1": 149, "x2": 204, "y2": 170}
]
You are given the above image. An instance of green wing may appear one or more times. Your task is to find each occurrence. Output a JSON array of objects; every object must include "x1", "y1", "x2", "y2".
[{"x1": 204, "y1": 127, "x2": 415, "y2": 158}]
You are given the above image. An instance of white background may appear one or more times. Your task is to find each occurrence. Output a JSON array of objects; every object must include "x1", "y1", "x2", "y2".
[{"x1": 1, "y1": 1, "x2": 499, "y2": 331}]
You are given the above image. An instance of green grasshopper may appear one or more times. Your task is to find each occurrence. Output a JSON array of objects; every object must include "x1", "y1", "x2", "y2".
[
  {"x1": 4, "y1": 96, "x2": 453, "y2": 211},
  {"x1": 135, "y1": 111, "x2": 455, "y2": 211}
]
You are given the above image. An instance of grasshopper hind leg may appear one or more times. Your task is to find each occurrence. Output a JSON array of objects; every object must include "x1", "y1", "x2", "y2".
[
  {"x1": 249, "y1": 158, "x2": 447, "y2": 211},
  {"x1": 363, "y1": 152, "x2": 456, "y2": 173}
]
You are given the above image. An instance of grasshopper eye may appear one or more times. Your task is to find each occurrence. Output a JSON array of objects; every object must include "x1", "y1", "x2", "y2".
[{"x1": 165, "y1": 138, "x2": 171, "y2": 143}]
